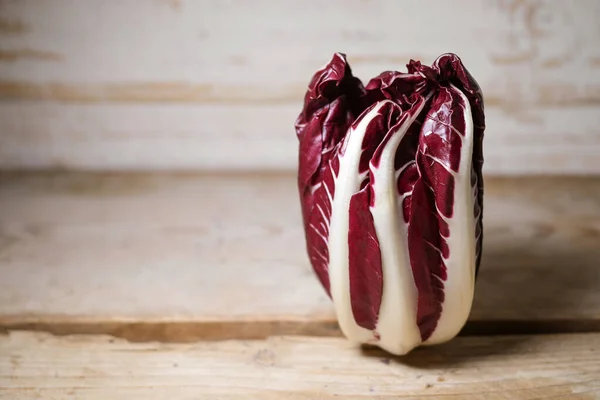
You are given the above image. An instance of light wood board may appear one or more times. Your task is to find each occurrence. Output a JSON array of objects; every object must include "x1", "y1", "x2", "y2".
[
  {"x1": 1, "y1": 172, "x2": 599, "y2": 341},
  {"x1": 1, "y1": 0, "x2": 599, "y2": 173},
  {"x1": 1, "y1": 331, "x2": 599, "y2": 399}
]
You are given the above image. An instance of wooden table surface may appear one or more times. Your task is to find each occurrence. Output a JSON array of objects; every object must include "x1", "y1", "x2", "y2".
[{"x1": 1, "y1": 172, "x2": 599, "y2": 399}]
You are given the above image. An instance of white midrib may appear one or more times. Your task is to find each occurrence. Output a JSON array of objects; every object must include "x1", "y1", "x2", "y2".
[
  {"x1": 327, "y1": 102, "x2": 386, "y2": 345},
  {"x1": 369, "y1": 98, "x2": 427, "y2": 355}
]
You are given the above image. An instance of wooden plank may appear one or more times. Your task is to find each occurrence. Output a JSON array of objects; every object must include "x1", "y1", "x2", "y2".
[
  {"x1": 1, "y1": 332, "x2": 599, "y2": 399},
  {"x1": 1, "y1": 0, "x2": 598, "y2": 102},
  {"x1": 1, "y1": 172, "x2": 599, "y2": 341},
  {"x1": 1, "y1": 102, "x2": 599, "y2": 174},
  {"x1": 0, "y1": 0, "x2": 599, "y2": 173}
]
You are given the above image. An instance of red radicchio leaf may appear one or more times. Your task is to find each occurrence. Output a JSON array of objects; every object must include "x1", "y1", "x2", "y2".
[
  {"x1": 408, "y1": 85, "x2": 471, "y2": 340},
  {"x1": 295, "y1": 53, "x2": 367, "y2": 295},
  {"x1": 411, "y1": 54, "x2": 485, "y2": 276}
]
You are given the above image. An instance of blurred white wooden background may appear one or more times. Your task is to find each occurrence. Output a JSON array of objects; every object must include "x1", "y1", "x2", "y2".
[{"x1": 0, "y1": 0, "x2": 599, "y2": 174}]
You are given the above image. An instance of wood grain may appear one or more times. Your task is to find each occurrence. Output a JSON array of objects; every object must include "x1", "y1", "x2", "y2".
[
  {"x1": 1, "y1": 331, "x2": 599, "y2": 399},
  {"x1": 0, "y1": 0, "x2": 599, "y2": 173},
  {"x1": 1, "y1": 172, "x2": 599, "y2": 341},
  {"x1": 1, "y1": 1, "x2": 598, "y2": 104},
  {"x1": 1, "y1": 103, "x2": 599, "y2": 174}
]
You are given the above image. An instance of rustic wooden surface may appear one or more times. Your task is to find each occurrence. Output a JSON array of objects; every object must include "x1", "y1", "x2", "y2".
[
  {"x1": 1, "y1": 172, "x2": 599, "y2": 341},
  {"x1": 1, "y1": 0, "x2": 599, "y2": 173},
  {"x1": 1, "y1": 331, "x2": 599, "y2": 399}
]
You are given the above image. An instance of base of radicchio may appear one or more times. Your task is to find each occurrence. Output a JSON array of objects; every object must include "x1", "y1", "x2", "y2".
[{"x1": 295, "y1": 53, "x2": 485, "y2": 355}]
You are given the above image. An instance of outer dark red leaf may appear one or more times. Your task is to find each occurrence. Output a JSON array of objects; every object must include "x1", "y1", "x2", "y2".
[
  {"x1": 409, "y1": 54, "x2": 485, "y2": 276},
  {"x1": 295, "y1": 53, "x2": 367, "y2": 295},
  {"x1": 407, "y1": 86, "x2": 472, "y2": 340}
]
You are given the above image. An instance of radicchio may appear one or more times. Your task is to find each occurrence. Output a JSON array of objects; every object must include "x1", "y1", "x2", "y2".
[{"x1": 295, "y1": 53, "x2": 485, "y2": 355}]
